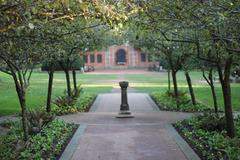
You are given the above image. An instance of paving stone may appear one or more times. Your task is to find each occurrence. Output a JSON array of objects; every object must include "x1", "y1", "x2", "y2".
[{"x1": 59, "y1": 93, "x2": 197, "y2": 160}]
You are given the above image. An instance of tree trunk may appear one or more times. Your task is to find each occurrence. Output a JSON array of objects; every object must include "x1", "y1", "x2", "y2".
[
  {"x1": 185, "y1": 71, "x2": 196, "y2": 105},
  {"x1": 172, "y1": 70, "x2": 179, "y2": 108},
  {"x1": 20, "y1": 91, "x2": 28, "y2": 141},
  {"x1": 46, "y1": 69, "x2": 54, "y2": 112},
  {"x1": 210, "y1": 83, "x2": 218, "y2": 113},
  {"x1": 217, "y1": 56, "x2": 235, "y2": 138},
  {"x1": 64, "y1": 70, "x2": 71, "y2": 97},
  {"x1": 208, "y1": 70, "x2": 218, "y2": 113},
  {"x1": 13, "y1": 77, "x2": 29, "y2": 141},
  {"x1": 203, "y1": 69, "x2": 218, "y2": 113},
  {"x1": 167, "y1": 69, "x2": 171, "y2": 91},
  {"x1": 72, "y1": 70, "x2": 77, "y2": 93},
  {"x1": 167, "y1": 54, "x2": 179, "y2": 107}
]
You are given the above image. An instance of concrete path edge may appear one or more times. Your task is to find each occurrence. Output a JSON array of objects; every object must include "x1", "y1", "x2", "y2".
[
  {"x1": 89, "y1": 95, "x2": 100, "y2": 112},
  {"x1": 166, "y1": 124, "x2": 201, "y2": 160},
  {"x1": 145, "y1": 94, "x2": 160, "y2": 111},
  {"x1": 60, "y1": 124, "x2": 87, "y2": 160}
]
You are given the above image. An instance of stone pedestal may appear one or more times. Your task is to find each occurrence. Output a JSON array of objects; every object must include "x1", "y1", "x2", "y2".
[{"x1": 116, "y1": 81, "x2": 134, "y2": 118}]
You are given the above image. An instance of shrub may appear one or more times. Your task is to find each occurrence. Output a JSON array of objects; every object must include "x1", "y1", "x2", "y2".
[
  {"x1": 77, "y1": 95, "x2": 95, "y2": 112},
  {"x1": 52, "y1": 94, "x2": 96, "y2": 115},
  {"x1": 19, "y1": 119, "x2": 77, "y2": 159},
  {"x1": 151, "y1": 91, "x2": 209, "y2": 112},
  {"x1": 0, "y1": 119, "x2": 77, "y2": 160},
  {"x1": 54, "y1": 85, "x2": 82, "y2": 107},
  {"x1": 175, "y1": 115, "x2": 240, "y2": 160},
  {"x1": 52, "y1": 85, "x2": 83, "y2": 115},
  {"x1": 197, "y1": 113, "x2": 226, "y2": 132},
  {"x1": 53, "y1": 96, "x2": 77, "y2": 108},
  {"x1": 26, "y1": 110, "x2": 55, "y2": 135},
  {"x1": 71, "y1": 85, "x2": 83, "y2": 99},
  {"x1": 0, "y1": 120, "x2": 17, "y2": 129},
  {"x1": 166, "y1": 90, "x2": 190, "y2": 104},
  {"x1": 0, "y1": 121, "x2": 24, "y2": 159},
  {"x1": 52, "y1": 104, "x2": 78, "y2": 115}
]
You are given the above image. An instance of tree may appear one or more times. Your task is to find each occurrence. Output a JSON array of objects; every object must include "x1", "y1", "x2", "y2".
[
  {"x1": 41, "y1": 44, "x2": 65, "y2": 112},
  {"x1": 0, "y1": 37, "x2": 40, "y2": 141},
  {"x1": 0, "y1": 0, "x2": 135, "y2": 140},
  {"x1": 128, "y1": 28, "x2": 186, "y2": 107},
  {"x1": 192, "y1": 1, "x2": 240, "y2": 138},
  {"x1": 181, "y1": 44, "x2": 197, "y2": 106},
  {"x1": 201, "y1": 62, "x2": 218, "y2": 113},
  {"x1": 136, "y1": 0, "x2": 240, "y2": 138}
]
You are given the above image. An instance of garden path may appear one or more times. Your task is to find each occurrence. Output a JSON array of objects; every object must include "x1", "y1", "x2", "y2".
[{"x1": 60, "y1": 93, "x2": 199, "y2": 160}]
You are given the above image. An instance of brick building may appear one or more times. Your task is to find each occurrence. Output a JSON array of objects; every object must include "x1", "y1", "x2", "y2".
[{"x1": 82, "y1": 44, "x2": 155, "y2": 70}]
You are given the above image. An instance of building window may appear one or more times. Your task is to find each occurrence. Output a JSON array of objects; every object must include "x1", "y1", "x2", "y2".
[
  {"x1": 90, "y1": 54, "x2": 95, "y2": 63},
  {"x1": 97, "y1": 54, "x2": 102, "y2": 63},
  {"x1": 141, "y1": 53, "x2": 146, "y2": 62},
  {"x1": 116, "y1": 49, "x2": 126, "y2": 65},
  {"x1": 83, "y1": 55, "x2": 88, "y2": 63}
]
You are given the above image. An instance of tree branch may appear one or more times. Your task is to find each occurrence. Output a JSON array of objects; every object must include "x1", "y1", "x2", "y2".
[{"x1": 0, "y1": 67, "x2": 12, "y2": 75}]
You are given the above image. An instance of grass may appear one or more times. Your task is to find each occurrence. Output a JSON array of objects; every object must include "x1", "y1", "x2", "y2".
[
  {"x1": 127, "y1": 72, "x2": 240, "y2": 111},
  {"x1": 135, "y1": 84, "x2": 240, "y2": 111},
  {"x1": 0, "y1": 71, "x2": 113, "y2": 115},
  {"x1": 0, "y1": 70, "x2": 239, "y2": 115},
  {"x1": 125, "y1": 71, "x2": 206, "y2": 83}
]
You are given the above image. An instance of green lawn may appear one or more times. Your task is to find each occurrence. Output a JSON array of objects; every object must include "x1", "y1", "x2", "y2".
[
  {"x1": 0, "y1": 71, "x2": 114, "y2": 115},
  {"x1": 126, "y1": 72, "x2": 240, "y2": 111},
  {"x1": 125, "y1": 71, "x2": 206, "y2": 84},
  {"x1": 0, "y1": 71, "x2": 239, "y2": 115},
  {"x1": 135, "y1": 85, "x2": 240, "y2": 111}
]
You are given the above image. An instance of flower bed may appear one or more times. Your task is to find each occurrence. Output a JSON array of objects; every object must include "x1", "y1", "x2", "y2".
[
  {"x1": 0, "y1": 119, "x2": 77, "y2": 160},
  {"x1": 52, "y1": 94, "x2": 96, "y2": 115},
  {"x1": 151, "y1": 91, "x2": 209, "y2": 112},
  {"x1": 174, "y1": 114, "x2": 240, "y2": 160}
]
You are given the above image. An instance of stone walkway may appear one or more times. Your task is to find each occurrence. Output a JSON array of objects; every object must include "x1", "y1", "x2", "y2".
[
  {"x1": 0, "y1": 115, "x2": 18, "y2": 124},
  {"x1": 60, "y1": 93, "x2": 197, "y2": 160}
]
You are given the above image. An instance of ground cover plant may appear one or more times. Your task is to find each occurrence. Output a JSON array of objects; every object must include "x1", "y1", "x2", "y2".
[
  {"x1": 151, "y1": 91, "x2": 210, "y2": 112},
  {"x1": 52, "y1": 94, "x2": 96, "y2": 115},
  {"x1": 174, "y1": 113, "x2": 240, "y2": 160},
  {"x1": 77, "y1": 94, "x2": 96, "y2": 112},
  {"x1": 50, "y1": 83, "x2": 96, "y2": 115},
  {"x1": 52, "y1": 85, "x2": 83, "y2": 115},
  {"x1": 0, "y1": 119, "x2": 77, "y2": 160}
]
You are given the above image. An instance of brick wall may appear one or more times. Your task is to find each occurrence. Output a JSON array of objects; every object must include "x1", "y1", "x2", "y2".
[{"x1": 82, "y1": 45, "x2": 155, "y2": 70}]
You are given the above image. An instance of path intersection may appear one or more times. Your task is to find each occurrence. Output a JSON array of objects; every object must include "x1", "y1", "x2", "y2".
[{"x1": 60, "y1": 92, "x2": 200, "y2": 160}]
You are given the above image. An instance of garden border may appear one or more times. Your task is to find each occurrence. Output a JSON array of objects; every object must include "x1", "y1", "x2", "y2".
[
  {"x1": 145, "y1": 94, "x2": 160, "y2": 111},
  {"x1": 84, "y1": 95, "x2": 97, "y2": 112},
  {"x1": 166, "y1": 124, "x2": 201, "y2": 160},
  {"x1": 59, "y1": 124, "x2": 87, "y2": 160},
  {"x1": 89, "y1": 95, "x2": 100, "y2": 112}
]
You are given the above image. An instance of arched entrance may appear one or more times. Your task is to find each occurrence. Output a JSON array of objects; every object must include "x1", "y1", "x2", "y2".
[{"x1": 116, "y1": 49, "x2": 126, "y2": 65}]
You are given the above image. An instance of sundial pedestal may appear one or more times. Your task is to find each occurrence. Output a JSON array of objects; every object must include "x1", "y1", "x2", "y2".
[{"x1": 116, "y1": 81, "x2": 134, "y2": 118}]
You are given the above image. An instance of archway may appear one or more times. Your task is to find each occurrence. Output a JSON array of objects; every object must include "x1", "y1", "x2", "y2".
[{"x1": 116, "y1": 49, "x2": 126, "y2": 65}]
